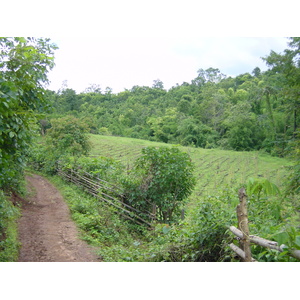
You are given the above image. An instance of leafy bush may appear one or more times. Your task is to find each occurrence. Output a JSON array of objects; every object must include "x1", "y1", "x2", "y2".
[
  {"x1": 27, "y1": 140, "x2": 63, "y2": 175},
  {"x1": 61, "y1": 155, "x2": 124, "y2": 183},
  {"x1": 0, "y1": 37, "x2": 57, "y2": 191},
  {"x1": 46, "y1": 115, "x2": 91, "y2": 157},
  {"x1": 143, "y1": 191, "x2": 237, "y2": 262},
  {"x1": 27, "y1": 116, "x2": 93, "y2": 175},
  {"x1": 122, "y1": 146, "x2": 196, "y2": 223},
  {"x1": 142, "y1": 180, "x2": 299, "y2": 262}
]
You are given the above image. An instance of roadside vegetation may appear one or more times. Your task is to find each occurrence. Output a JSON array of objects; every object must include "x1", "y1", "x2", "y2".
[
  {"x1": 0, "y1": 38, "x2": 57, "y2": 261},
  {"x1": 28, "y1": 132, "x2": 299, "y2": 261},
  {"x1": 0, "y1": 190, "x2": 20, "y2": 261}
]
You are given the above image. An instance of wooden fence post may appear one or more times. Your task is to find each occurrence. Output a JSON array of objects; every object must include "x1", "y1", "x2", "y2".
[
  {"x1": 181, "y1": 209, "x2": 185, "y2": 221},
  {"x1": 237, "y1": 188, "x2": 252, "y2": 262},
  {"x1": 152, "y1": 204, "x2": 157, "y2": 222},
  {"x1": 229, "y1": 188, "x2": 300, "y2": 262}
]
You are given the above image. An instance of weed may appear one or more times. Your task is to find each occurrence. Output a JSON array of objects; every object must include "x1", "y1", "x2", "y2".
[{"x1": 0, "y1": 191, "x2": 21, "y2": 261}]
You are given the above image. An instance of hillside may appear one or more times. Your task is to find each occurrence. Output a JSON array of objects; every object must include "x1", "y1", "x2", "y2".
[{"x1": 89, "y1": 134, "x2": 292, "y2": 200}]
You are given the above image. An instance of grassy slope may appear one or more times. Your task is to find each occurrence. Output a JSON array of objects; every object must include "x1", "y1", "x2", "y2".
[
  {"x1": 89, "y1": 134, "x2": 292, "y2": 201},
  {"x1": 55, "y1": 134, "x2": 295, "y2": 261}
]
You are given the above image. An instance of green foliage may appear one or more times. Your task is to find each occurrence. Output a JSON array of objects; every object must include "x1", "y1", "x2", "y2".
[
  {"x1": 27, "y1": 139, "x2": 62, "y2": 174},
  {"x1": 46, "y1": 115, "x2": 91, "y2": 157},
  {"x1": 88, "y1": 134, "x2": 291, "y2": 206},
  {"x1": 123, "y1": 146, "x2": 196, "y2": 223},
  {"x1": 129, "y1": 188, "x2": 239, "y2": 262},
  {"x1": 162, "y1": 196, "x2": 235, "y2": 262},
  {"x1": 246, "y1": 177, "x2": 281, "y2": 200},
  {"x1": 222, "y1": 102, "x2": 264, "y2": 150},
  {"x1": 146, "y1": 188, "x2": 298, "y2": 262},
  {"x1": 61, "y1": 155, "x2": 124, "y2": 183},
  {"x1": 33, "y1": 134, "x2": 297, "y2": 262},
  {"x1": 245, "y1": 177, "x2": 285, "y2": 234},
  {"x1": 252, "y1": 226, "x2": 300, "y2": 262},
  {"x1": 0, "y1": 191, "x2": 20, "y2": 261},
  {"x1": 0, "y1": 37, "x2": 57, "y2": 190},
  {"x1": 23, "y1": 37, "x2": 300, "y2": 261},
  {"x1": 285, "y1": 130, "x2": 300, "y2": 195},
  {"x1": 272, "y1": 227, "x2": 300, "y2": 251},
  {"x1": 176, "y1": 117, "x2": 217, "y2": 148},
  {"x1": 49, "y1": 175, "x2": 147, "y2": 262},
  {"x1": 43, "y1": 37, "x2": 300, "y2": 164},
  {"x1": 28, "y1": 116, "x2": 92, "y2": 175}
]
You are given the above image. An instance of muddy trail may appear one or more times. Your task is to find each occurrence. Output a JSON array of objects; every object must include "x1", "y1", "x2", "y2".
[{"x1": 17, "y1": 174, "x2": 101, "y2": 262}]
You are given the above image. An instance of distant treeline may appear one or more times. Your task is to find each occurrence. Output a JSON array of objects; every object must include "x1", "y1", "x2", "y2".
[{"x1": 44, "y1": 38, "x2": 300, "y2": 157}]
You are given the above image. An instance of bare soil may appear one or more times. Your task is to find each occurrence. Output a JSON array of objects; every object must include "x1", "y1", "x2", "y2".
[{"x1": 17, "y1": 174, "x2": 101, "y2": 262}]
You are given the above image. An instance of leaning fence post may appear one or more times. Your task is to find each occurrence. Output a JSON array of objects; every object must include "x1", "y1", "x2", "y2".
[{"x1": 237, "y1": 187, "x2": 252, "y2": 262}]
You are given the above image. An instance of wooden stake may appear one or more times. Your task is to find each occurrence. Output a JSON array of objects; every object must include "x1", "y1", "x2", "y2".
[{"x1": 237, "y1": 188, "x2": 252, "y2": 262}]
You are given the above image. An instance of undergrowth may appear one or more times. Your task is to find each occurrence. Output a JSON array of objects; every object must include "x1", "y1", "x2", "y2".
[
  {"x1": 49, "y1": 175, "x2": 151, "y2": 261},
  {"x1": 48, "y1": 173, "x2": 299, "y2": 262},
  {"x1": 28, "y1": 134, "x2": 300, "y2": 262},
  {"x1": 0, "y1": 190, "x2": 21, "y2": 262}
]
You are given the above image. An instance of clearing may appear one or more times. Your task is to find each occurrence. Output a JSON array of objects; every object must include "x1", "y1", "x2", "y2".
[{"x1": 17, "y1": 173, "x2": 101, "y2": 262}]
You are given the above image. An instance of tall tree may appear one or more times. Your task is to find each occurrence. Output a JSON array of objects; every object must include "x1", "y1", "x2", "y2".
[
  {"x1": 0, "y1": 37, "x2": 57, "y2": 189},
  {"x1": 263, "y1": 37, "x2": 300, "y2": 138}
]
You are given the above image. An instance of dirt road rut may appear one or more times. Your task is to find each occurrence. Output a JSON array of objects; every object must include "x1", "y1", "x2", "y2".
[{"x1": 18, "y1": 174, "x2": 100, "y2": 262}]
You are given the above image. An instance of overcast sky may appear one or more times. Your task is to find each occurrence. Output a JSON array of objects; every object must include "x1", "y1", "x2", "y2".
[
  {"x1": 2, "y1": 1, "x2": 297, "y2": 95},
  {"x1": 47, "y1": 37, "x2": 289, "y2": 93}
]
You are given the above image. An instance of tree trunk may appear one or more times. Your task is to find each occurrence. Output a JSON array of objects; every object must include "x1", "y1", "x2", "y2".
[
  {"x1": 294, "y1": 109, "x2": 297, "y2": 138},
  {"x1": 265, "y1": 89, "x2": 276, "y2": 138}
]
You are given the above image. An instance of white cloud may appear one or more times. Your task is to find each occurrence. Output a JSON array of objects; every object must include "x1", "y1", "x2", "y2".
[{"x1": 47, "y1": 37, "x2": 289, "y2": 93}]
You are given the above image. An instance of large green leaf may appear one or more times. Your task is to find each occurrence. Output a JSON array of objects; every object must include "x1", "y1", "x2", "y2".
[{"x1": 272, "y1": 231, "x2": 289, "y2": 246}]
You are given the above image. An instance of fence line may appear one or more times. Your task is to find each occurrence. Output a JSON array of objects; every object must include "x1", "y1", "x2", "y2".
[
  {"x1": 57, "y1": 167, "x2": 155, "y2": 226},
  {"x1": 229, "y1": 188, "x2": 300, "y2": 262}
]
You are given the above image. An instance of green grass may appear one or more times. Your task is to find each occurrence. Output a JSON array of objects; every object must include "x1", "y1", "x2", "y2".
[
  {"x1": 48, "y1": 175, "x2": 152, "y2": 261},
  {"x1": 46, "y1": 134, "x2": 297, "y2": 261},
  {"x1": 0, "y1": 192, "x2": 21, "y2": 262},
  {"x1": 89, "y1": 134, "x2": 292, "y2": 200}
]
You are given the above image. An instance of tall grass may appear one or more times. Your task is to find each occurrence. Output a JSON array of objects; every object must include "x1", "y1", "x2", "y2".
[{"x1": 0, "y1": 191, "x2": 20, "y2": 262}]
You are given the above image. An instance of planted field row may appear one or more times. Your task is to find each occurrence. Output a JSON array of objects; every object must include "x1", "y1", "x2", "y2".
[{"x1": 89, "y1": 134, "x2": 292, "y2": 200}]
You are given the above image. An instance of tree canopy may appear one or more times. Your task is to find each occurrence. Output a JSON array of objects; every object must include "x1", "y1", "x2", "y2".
[
  {"x1": 43, "y1": 39, "x2": 299, "y2": 159},
  {"x1": 0, "y1": 37, "x2": 57, "y2": 189}
]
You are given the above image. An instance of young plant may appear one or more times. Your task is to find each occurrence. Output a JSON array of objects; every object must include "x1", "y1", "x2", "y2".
[{"x1": 246, "y1": 177, "x2": 281, "y2": 201}]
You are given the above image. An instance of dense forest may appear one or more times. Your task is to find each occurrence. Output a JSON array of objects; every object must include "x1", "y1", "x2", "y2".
[{"x1": 43, "y1": 39, "x2": 299, "y2": 158}]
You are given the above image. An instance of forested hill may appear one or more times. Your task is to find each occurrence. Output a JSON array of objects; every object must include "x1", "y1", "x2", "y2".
[{"x1": 44, "y1": 38, "x2": 300, "y2": 157}]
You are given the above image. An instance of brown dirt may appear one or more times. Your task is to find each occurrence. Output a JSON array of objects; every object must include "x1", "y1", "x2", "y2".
[{"x1": 17, "y1": 174, "x2": 101, "y2": 262}]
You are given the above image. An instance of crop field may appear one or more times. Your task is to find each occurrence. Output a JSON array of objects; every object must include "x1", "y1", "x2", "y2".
[{"x1": 89, "y1": 134, "x2": 292, "y2": 202}]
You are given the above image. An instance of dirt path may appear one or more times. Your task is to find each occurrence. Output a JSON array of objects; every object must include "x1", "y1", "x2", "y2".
[{"x1": 17, "y1": 174, "x2": 101, "y2": 262}]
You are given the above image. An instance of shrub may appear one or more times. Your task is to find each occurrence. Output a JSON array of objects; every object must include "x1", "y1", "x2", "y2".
[
  {"x1": 46, "y1": 115, "x2": 91, "y2": 157},
  {"x1": 61, "y1": 155, "x2": 124, "y2": 183},
  {"x1": 122, "y1": 146, "x2": 196, "y2": 224}
]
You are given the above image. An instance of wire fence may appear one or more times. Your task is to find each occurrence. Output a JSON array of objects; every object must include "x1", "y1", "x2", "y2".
[{"x1": 57, "y1": 166, "x2": 155, "y2": 227}]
